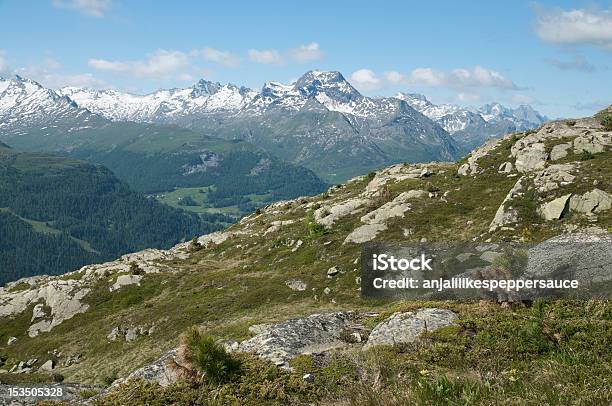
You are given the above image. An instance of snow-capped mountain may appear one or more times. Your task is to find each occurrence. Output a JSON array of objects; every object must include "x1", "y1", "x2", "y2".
[
  {"x1": 60, "y1": 80, "x2": 257, "y2": 124},
  {"x1": 59, "y1": 70, "x2": 410, "y2": 123},
  {"x1": 396, "y1": 92, "x2": 548, "y2": 151},
  {"x1": 0, "y1": 75, "x2": 97, "y2": 137},
  {"x1": 54, "y1": 71, "x2": 460, "y2": 182}
]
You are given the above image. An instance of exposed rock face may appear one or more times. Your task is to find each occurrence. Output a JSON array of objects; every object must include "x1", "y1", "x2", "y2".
[
  {"x1": 0, "y1": 279, "x2": 91, "y2": 338},
  {"x1": 315, "y1": 198, "x2": 369, "y2": 228},
  {"x1": 264, "y1": 220, "x2": 296, "y2": 235},
  {"x1": 570, "y1": 189, "x2": 612, "y2": 214},
  {"x1": 364, "y1": 164, "x2": 433, "y2": 196},
  {"x1": 238, "y1": 312, "x2": 355, "y2": 367},
  {"x1": 364, "y1": 308, "x2": 458, "y2": 349},
  {"x1": 533, "y1": 164, "x2": 576, "y2": 193},
  {"x1": 344, "y1": 223, "x2": 388, "y2": 245},
  {"x1": 489, "y1": 177, "x2": 525, "y2": 231},
  {"x1": 110, "y1": 274, "x2": 143, "y2": 292},
  {"x1": 39, "y1": 360, "x2": 54, "y2": 371},
  {"x1": 344, "y1": 190, "x2": 426, "y2": 244},
  {"x1": 538, "y1": 194, "x2": 571, "y2": 221},
  {"x1": 498, "y1": 162, "x2": 513, "y2": 173},
  {"x1": 550, "y1": 143, "x2": 571, "y2": 160},
  {"x1": 573, "y1": 133, "x2": 609, "y2": 154},
  {"x1": 514, "y1": 142, "x2": 548, "y2": 172},
  {"x1": 107, "y1": 324, "x2": 157, "y2": 342}
]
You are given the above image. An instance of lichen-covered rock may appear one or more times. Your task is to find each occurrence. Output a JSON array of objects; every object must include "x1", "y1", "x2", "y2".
[
  {"x1": 314, "y1": 198, "x2": 369, "y2": 228},
  {"x1": 523, "y1": 233, "x2": 612, "y2": 283},
  {"x1": 238, "y1": 312, "x2": 355, "y2": 367},
  {"x1": 514, "y1": 143, "x2": 548, "y2": 172},
  {"x1": 344, "y1": 190, "x2": 426, "y2": 244},
  {"x1": 533, "y1": 164, "x2": 576, "y2": 193},
  {"x1": 570, "y1": 189, "x2": 611, "y2": 214},
  {"x1": 550, "y1": 143, "x2": 572, "y2": 161},
  {"x1": 110, "y1": 274, "x2": 143, "y2": 292},
  {"x1": 344, "y1": 223, "x2": 387, "y2": 244},
  {"x1": 285, "y1": 279, "x2": 307, "y2": 291},
  {"x1": 118, "y1": 349, "x2": 182, "y2": 387},
  {"x1": 364, "y1": 308, "x2": 458, "y2": 349}
]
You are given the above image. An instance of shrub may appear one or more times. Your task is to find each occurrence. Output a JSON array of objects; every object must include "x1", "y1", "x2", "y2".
[
  {"x1": 579, "y1": 150, "x2": 594, "y2": 161},
  {"x1": 566, "y1": 120, "x2": 576, "y2": 127},
  {"x1": 189, "y1": 236, "x2": 202, "y2": 252},
  {"x1": 304, "y1": 213, "x2": 328, "y2": 237},
  {"x1": 103, "y1": 372, "x2": 118, "y2": 386},
  {"x1": 367, "y1": 171, "x2": 376, "y2": 180},
  {"x1": 182, "y1": 327, "x2": 241, "y2": 384},
  {"x1": 129, "y1": 262, "x2": 144, "y2": 275}
]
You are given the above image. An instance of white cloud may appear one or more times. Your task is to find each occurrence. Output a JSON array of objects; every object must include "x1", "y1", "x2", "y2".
[
  {"x1": 194, "y1": 47, "x2": 241, "y2": 68},
  {"x1": 290, "y1": 42, "x2": 325, "y2": 63},
  {"x1": 545, "y1": 55, "x2": 596, "y2": 72},
  {"x1": 247, "y1": 42, "x2": 324, "y2": 65},
  {"x1": 407, "y1": 66, "x2": 520, "y2": 90},
  {"x1": 384, "y1": 71, "x2": 405, "y2": 84},
  {"x1": 52, "y1": 0, "x2": 112, "y2": 18},
  {"x1": 350, "y1": 69, "x2": 383, "y2": 91},
  {"x1": 247, "y1": 49, "x2": 284, "y2": 65},
  {"x1": 88, "y1": 49, "x2": 190, "y2": 78},
  {"x1": 535, "y1": 8, "x2": 612, "y2": 50},
  {"x1": 456, "y1": 92, "x2": 482, "y2": 102}
]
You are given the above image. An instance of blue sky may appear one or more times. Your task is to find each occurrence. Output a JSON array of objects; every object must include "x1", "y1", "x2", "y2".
[{"x1": 0, "y1": 0, "x2": 611, "y2": 118}]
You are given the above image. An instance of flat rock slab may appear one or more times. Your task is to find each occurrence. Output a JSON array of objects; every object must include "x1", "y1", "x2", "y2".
[
  {"x1": 364, "y1": 308, "x2": 458, "y2": 349},
  {"x1": 238, "y1": 312, "x2": 355, "y2": 367}
]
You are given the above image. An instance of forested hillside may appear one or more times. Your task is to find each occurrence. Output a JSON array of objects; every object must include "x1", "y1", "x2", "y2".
[{"x1": 0, "y1": 143, "x2": 223, "y2": 285}]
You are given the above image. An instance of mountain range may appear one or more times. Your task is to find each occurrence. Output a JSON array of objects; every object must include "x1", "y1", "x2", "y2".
[
  {"x1": 1, "y1": 72, "x2": 547, "y2": 184},
  {"x1": 396, "y1": 93, "x2": 548, "y2": 151}
]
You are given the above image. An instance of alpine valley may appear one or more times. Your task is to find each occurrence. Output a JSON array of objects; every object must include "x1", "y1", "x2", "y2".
[{"x1": 0, "y1": 106, "x2": 610, "y2": 405}]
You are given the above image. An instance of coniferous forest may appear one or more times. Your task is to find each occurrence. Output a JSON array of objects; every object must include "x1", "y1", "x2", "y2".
[{"x1": 0, "y1": 144, "x2": 224, "y2": 285}]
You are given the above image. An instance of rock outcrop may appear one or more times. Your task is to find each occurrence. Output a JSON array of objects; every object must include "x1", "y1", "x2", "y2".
[
  {"x1": 238, "y1": 312, "x2": 356, "y2": 367},
  {"x1": 364, "y1": 308, "x2": 458, "y2": 349},
  {"x1": 570, "y1": 189, "x2": 612, "y2": 214}
]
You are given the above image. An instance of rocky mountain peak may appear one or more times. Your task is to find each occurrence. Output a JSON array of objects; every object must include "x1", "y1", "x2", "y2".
[
  {"x1": 191, "y1": 79, "x2": 223, "y2": 97},
  {"x1": 294, "y1": 70, "x2": 361, "y2": 101}
]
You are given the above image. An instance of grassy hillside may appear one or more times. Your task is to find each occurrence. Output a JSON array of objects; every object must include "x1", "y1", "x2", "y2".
[{"x1": 0, "y1": 111, "x2": 610, "y2": 404}]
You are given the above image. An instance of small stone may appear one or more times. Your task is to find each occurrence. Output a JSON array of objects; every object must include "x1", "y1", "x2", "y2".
[
  {"x1": 7, "y1": 337, "x2": 17, "y2": 346},
  {"x1": 327, "y1": 267, "x2": 340, "y2": 277},
  {"x1": 303, "y1": 373, "x2": 315, "y2": 383},
  {"x1": 125, "y1": 328, "x2": 138, "y2": 342},
  {"x1": 323, "y1": 287, "x2": 331, "y2": 295},
  {"x1": 285, "y1": 279, "x2": 307, "y2": 291}
]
